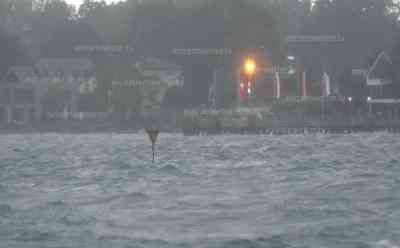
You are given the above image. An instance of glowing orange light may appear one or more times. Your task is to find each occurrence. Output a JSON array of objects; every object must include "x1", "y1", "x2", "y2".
[{"x1": 244, "y1": 58, "x2": 256, "y2": 76}]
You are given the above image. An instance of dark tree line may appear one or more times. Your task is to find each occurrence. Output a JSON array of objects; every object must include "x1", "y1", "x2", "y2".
[{"x1": 1, "y1": 0, "x2": 400, "y2": 106}]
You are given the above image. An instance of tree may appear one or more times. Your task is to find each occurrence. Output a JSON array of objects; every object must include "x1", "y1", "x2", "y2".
[
  {"x1": 0, "y1": 0, "x2": 10, "y2": 20},
  {"x1": 0, "y1": 31, "x2": 25, "y2": 77},
  {"x1": 41, "y1": 0, "x2": 74, "y2": 21},
  {"x1": 79, "y1": 0, "x2": 131, "y2": 43},
  {"x1": 389, "y1": 30, "x2": 400, "y2": 98},
  {"x1": 42, "y1": 82, "x2": 71, "y2": 113},
  {"x1": 78, "y1": 0, "x2": 107, "y2": 18},
  {"x1": 163, "y1": 86, "x2": 184, "y2": 109},
  {"x1": 40, "y1": 20, "x2": 100, "y2": 58},
  {"x1": 108, "y1": 63, "x2": 144, "y2": 120},
  {"x1": 307, "y1": 0, "x2": 397, "y2": 76}
]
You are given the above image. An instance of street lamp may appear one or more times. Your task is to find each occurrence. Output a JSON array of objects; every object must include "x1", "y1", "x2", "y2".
[
  {"x1": 347, "y1": 97, "x2": 353, "y2": 121},
  {"x1": 242, "y1": 58, "x2": 257, "y2": 99},
  {"x1": 244, "y1": 58, "x2": 256, "y2": 77},
  {"x1": 367, "y1": 97, "x2": 372, "y2": 114}
]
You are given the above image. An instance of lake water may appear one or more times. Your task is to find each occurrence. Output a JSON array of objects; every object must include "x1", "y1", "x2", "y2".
[{"x1": 0, "y1": 133, "x2": 399, "y2": 248}]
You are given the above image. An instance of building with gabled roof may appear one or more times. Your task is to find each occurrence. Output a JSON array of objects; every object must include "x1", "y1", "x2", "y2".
[
  {"x1": 350, "y1": 51, "x2": 400, "y2": 116},
  {"x1": 2, "y1": 66, "x2": 37, "y2": 83},
  {"x1": 366, "y1": 51, "x2": 397, "y2": 99},
  {"x1": 367, "y1": 52, "x2": 393, "y2": 85},
  {"x1": 136, "y1": 57, "x2": 183, "y2": 88},
  {"x1": 0, "y1": 57, "x2": 97, "y2": 124},
  {"x1": 35, "y1": 58, "x2": 94, "y2": 79},
  {"x1": 351, "y1": 51, "x2": 397, "y2": 99}
]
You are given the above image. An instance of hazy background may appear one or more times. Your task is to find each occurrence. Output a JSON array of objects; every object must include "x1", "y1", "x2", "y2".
[{"x1": 66, "y1": 0, "x2": 114, "y2": 7}]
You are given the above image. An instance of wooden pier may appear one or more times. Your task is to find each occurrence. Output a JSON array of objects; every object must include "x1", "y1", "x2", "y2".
[{"x1": 182, "y1": 114, "x2": 400, "y2": 136}]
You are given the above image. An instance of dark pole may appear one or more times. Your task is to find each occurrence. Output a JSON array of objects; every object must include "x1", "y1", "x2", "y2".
[{"x1": 152, "y1": 143, "x2": 155, "y2": 163}]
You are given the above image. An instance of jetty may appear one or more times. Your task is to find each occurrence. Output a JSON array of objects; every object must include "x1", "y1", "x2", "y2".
[{"x1": 182, "y1": 98, "x2": 400, "y2": 135}]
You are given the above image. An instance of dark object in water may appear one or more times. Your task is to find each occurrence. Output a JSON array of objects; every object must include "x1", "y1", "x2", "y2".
[{"x1": 146, "y1": 129, "x2": 160, "y2": 162}]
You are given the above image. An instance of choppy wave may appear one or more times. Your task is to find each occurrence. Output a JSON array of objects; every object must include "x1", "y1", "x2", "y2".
[
  {"x1": 375, "y1": 240, "x2": 400, "y2": 248},
  {"x1": 159, "y1": 164, "x2": 182, "y2": 174},
  {"x1": 0, "y1": 133, "x2": 399, "y2": 247},
  {"x1": 13, "y1": 230, "x2": 58, "y2": 242},
  {"x1": 0, "y1": 204, "x2": 13, "y2": 217}
]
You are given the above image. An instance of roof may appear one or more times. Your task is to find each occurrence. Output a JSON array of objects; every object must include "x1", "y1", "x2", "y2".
[
  {"x1": 138, "y1": 58, "x2": 181, "y2": 72},
  {"x1": 352, "y1": 69, "x2": 367, "y2": 77},
  {"x1": 2, "y1": 66, "x2": 37, "y2": 82},
  {"x1": 367, "y1": 51, "x2": 393, "y2": 80},
  {"x1": 35, "y1": 58, "x2": 94, "y2": 77}
]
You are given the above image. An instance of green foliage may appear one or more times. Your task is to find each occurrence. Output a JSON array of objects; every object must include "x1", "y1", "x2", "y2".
[
  {"x1": 109, "y1": 83, "x2": 142, "y2": 115},
  {"x1": 271, "y1": 100, "x2": 323, "y2": 116},
  {"x1": 39, "y1": 0, "x2": 75, "y2": 21},
  {"x1": 78, "y1": 0, "x2": 107, "y2": 18},
  {"x1": 79, "y1": 0, "x2": 131, "y2": 42},
  {"x1": 78, "y1": 92, "x2": 98, "y2": 112},
  {"x1": 163, "y1": 86, "x2": 184, "y2": 109},
  {"x1": 0, "y1": 32, "x2": 24, "y2": 77},
  {"x1": 42, "y1": 83, "x2": 70, "y2": 112},
  {"x1": 270, "y1": 101, "x2": 299, "y2": 113},
  {"x1": 95, "y1": 62, "x2": 144, "y2": 113}
]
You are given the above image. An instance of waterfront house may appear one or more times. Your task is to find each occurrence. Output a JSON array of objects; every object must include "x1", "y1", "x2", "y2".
[
  {"x1": 35, "y1": 58, "x2": 96, "y2": 116},
  {"x1": 0, "y1": 66, "x2": 36, "y2": 124},
  {"x1": 135, "y1": 58, "x2": 183, "y2": 112},
  {"x1": 366, "y1": 51, "x2": 397, "y2": 99},
  {"x1": 352, "y1": 51, "x2": 400, "y2": 117},
  {"x1": 0, "y1": 58, "x2": 96, "y2": 124},
  {"x1": 136, "y1": 57, "x2": 183, "y2": 88},
  {"x1": 109, "y1": 58, "x2": 183, "y2": 119}
]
